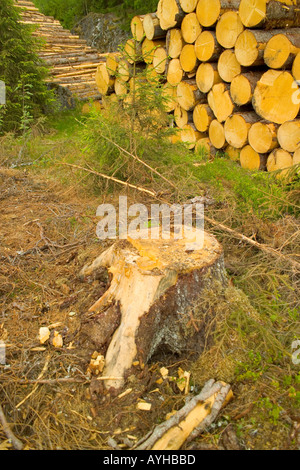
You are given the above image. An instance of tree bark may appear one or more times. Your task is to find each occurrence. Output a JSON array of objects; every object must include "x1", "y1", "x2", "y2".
[{"x1": 239, "y1": 0, "x2": 300, "y2": 29}]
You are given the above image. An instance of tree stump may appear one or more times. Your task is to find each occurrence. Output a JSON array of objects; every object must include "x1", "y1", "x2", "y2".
[{"x1": 79, "y1": 228, "x2": 226, "y2": 392}]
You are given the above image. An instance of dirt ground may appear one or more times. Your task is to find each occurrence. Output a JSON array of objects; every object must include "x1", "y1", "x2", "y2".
[{"x1": 0, "y1": 166, "x2": 299, "y2": 451}]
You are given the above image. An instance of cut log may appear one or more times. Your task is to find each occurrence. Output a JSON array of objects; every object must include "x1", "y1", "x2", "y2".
[
  {"x1": 224, "y1": 112, "x2": 260, "y2": 149},
  {"x1": 238, "y1": 0, "x2": 300, "y2": 29},
  {"x1": 277, "y1": 120, "x2": 300, "y2": 152},
  {"x1": 157, "y1": 0, "x2": 186, "y2": 30},
  {"x1": 195, "y1": 31, "x2": 223, "y2": 63},
  {"x1": 234, "y1": 29, "x2": 279, "y2": 67},
  {"x1": 215, "y1": 11, "x2": 244, "y2": 49},
  {"x1": 143, "y1": 13, "x2": 166, "y2": 40},
  {"x1": 196, "y1": 62, "x2": 222, "y2": 93},
  {"x1": 195, "y1": 137, "x2": 213, "y2": 155},
  {"x1": 117, "y1": 59, "x2": 131, "y2": 82},
  {"x1": 193, "y1": 104, "x2": 214, "y2": 132},
  {"x1": 177, "y1": 80, "x2": 206, "y2": 111},
  {"x1": 174, "y1": 104, "x2": 192, "y2": 127},
  {"x1": 131, "y1": 15, "x2": 145, "y2": 42},
  {"x1": 240, "y1": 145, "x2": 268, "y2": 171},
  {"x1": 167, "y1": 58, "x2": 184, "y2": 85},
  {"x1": 248, "y1": 121, "x2": 279, "y2": 154},
  {"x1": 293, "y1": 147, "x2": 300, "y2": 166},
  {"x1": 124, "y1": 39, "x2": 143, "y2": 64},
  {"x1": 95, "y1": 63, "x2": 115, "y2": 96},
  {"x1": 114, "y1": 78, "x2": 129, "y2": 97},
  {"x1": 196, "y1": 0, "x2": 221, "y2": 27},
  {"x1": 209, "y1": 119, "x2": 226, "y2": 149},
  {"x1": 162, "y1": 83, "x2": 178, "y2": 112},
  {"x1": 252, "y1": 70, "x2": 300, "y2": 124},
  {"x1": 179, "y1": 0, "x2": 198, "y2": 12},
  {"x1": 230, "y1": 72, "x2": 261, "y2": 106},
  {"x1": 181, "y1": 12, "x2": 202, "y2": 44},
  {"x1": 292, "y1": 52, "x2": 300, "y2": 81},
  {"x1": 179, "y1": 123, "x2": 202, "y2": 148},
  {"x1": 166, "y1": 28, "x2": 185, "y2": 59},
  {"x1": 146, "y1": 64, "x2": 161, "y2": 83},
  {"x1": 106, "y1": 53, "x2": 121, "y2": 77},
  {"x1": 217, "y1": 49, "x2": 242, "y2": 83},
  {"x1": 136, "y1": 380, "x2": 233, "y2": 450},
  {"x1": 180, "y1": 44, "x2": 199, "y2": 73},
  {"x1": 264, "y1": 30, "x2": 300, "y2": 69},
  {"x1": 153, "y1": 46, "x2": 168, "y2": 74},
  {"x1": 267, "y1": 148, "x2": 294, "y2": 176},
  {"x1": 208, "y1": 83, "x2": 235, "y2": 123},
  {"x1": 80, "y1": 231, "x2": 225, "y2": 392},
  {"x1": 225, "y1": 144, "x2": 241, "y2": 161},
  {"x1": 142, "y1": 38, "x2": 166, "y2": 64}
]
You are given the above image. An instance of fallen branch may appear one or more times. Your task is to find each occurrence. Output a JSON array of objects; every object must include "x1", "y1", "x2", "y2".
[
  {"x1": 0, "y1": 404, "x2": 23, "y2": 450},
  {"x1": 135, "y1": 379, "x2": 233, "y2": 450}
]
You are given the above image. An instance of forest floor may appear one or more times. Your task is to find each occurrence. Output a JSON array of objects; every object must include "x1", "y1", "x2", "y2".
[{"x1": 0, "y1": 110, "x2": 300, "y2": 451}]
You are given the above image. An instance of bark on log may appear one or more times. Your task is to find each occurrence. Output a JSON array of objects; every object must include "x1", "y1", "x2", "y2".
[
  {"x1": 157, "y1": 0, "x2": 186, "y2": 30},
  {"x1": 230, "y1": 72, "x2": 262, "y2": 106},
  {"x1": 238, "y1": 0, "x2": 300, "y2": 29},
  {"x1": 264, "y1": 30, "x2": 300, "y2": 69},
  {"x1": 252, "y1": 70, "x2": 300, "y2": 124},
  {"x1": 240, "y1": 145, "x2": 268, "y2": 170},
  {"x1": 277, "y1": 120, "x2": 300, "y2": 152},
  {"x1": 195, "y1": 31, "x2": 223, "y2": 63},
  {"x1": 144, "y1": 13, "x2": 166, "y2": 40},
  {"x1": 181, "y1": 12, "x2": 202, "y2": 44},
  {"x1": 215, "y1": 11, "x2": 244, "y2": 49},
  {"x1": 248, "y1": 121, "x2": 279, "y2": 154},
  {"x1": 209, "y1": 119, "x2": 226, "y2": 149},
  {"x1": 224, "y1": 112, "x2": 260, "y2": 148},
  {"x1": 177, "y1": 79, "x2": 206, "y2": 111},
  {"x1": 166, "y1": 28, "x2": 185, "y2": 59},
  {"x1": 80, "y1": 232, "x2": 226, "y2": 392},
  {"x1": 196, "y1": 62, "x2": 222, "y2": 93},
  {"x1": 136, "y1": 380, "x2": 233, "y2": 450},
  {"x1": 208, "y1": 83, "x2": 235, "y2": 123},
  {"x1": 217, "y1": 49, "x2": 242, "y2": 83}
]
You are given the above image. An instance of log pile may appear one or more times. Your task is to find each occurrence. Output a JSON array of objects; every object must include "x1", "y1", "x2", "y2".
[
  {"x1": 96, "y1": 0, "x2": 300, "y2": 175},
  {"x1": 14, "y1": 0, "x2": 107, "y2": 101}
]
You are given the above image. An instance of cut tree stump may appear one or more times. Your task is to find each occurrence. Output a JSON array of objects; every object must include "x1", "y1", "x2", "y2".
[{"x1": 79, "y1": 229, "x2": 226, "y2": 392}]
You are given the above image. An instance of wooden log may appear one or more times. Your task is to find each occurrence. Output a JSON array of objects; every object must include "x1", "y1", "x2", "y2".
[
  {"x1": 131, "y1": 15, "x2": 145, "y2": 42},
  {"x1": 95, "y1": 63, "x2": 115, "y2": 96},
  {"x1": 248, "y1": 121, "x2": 279, "y2": 154},
  {"x1": 143, "y1": 13, "x2": 166, "y2": 40},
  {"x1": 292, "y1": 52, "x2": 300, "y2": 81},
  {"x1": 230, "y1": 72, "x2": 262, "y2": 106},
  {"x1": 217, "y1": 49, "x2": 242, "y2": 83},
  {"x1": 162, "y1": 83, "x2": 178, "y2": 112},
  {"x1": 174, "y1": 104, "x2": 193, "y2": 127},
  {"x1": 167, "y1": 58, "x2": 184, "y2": 85},
  {"x1": 240, "y1": 145, "x2": 268, "y2": 171},
  {"x1": 79, "y1": 232, "x2": 225, "y2": 392},
  {"x1": 209, "y1": 119, "x2": 226, "y2": 149},
  {"x1": 177, "y1": 80, "x2": 206, "y2": 111},
  {"x1": 208, "y1": 83, "x2": 235, "y2": 123},
  {"x1": 142, "y1": 38, "x2": 161, "y2": 64},
  {"x1": 234, "y1": 29, "x2": 282, "y2": 67},
  {"x1": 252, "y1": 70, "x2": 300, "y2": 124},
  {"x1": 153, "y1": 46, "x2": 168, "y2": 74},
  {"x1": 157, "y1": 0, "x2": 186, "y2": 30},
  {"x1": 117, "y1": 59, "x2": 131, "y2": 82},
  {"x1": 195, "y1": 137, "x2": 213, "y2": 155},
  {"x1": 166, "y1": 28, "x2": 185, "y2": 59},
  {"x1": 114, "y1": 78, "x2": 129, "y2": 97},
  {"x1": 238, "y1": 0, "x2": 300, "y2": 29},
  {"x1": 179, "y1": 123, "x2": 203, "y2": 148},
  {"x1": 224, "y1": 112, "x2": 260, "y2": 149},
  {"x1": 146, "y1": 64, "x2": 161, "y2": 83},
  {"x1": 195, "y1": 31, "x2": 223, "y2": 63},
  {"x1": 267, "y1": 148, "x2": 294, "y2": 176},
  {"x1": 180, "y1": 44, "x2": 199, "y2": 73},
  {"x1": 193, "y1": 104, "x2": 214, "y2": 132},
  {"x1": 106, "y1": 53, "x2": 121, "y2": 77},
  {"x1": 179, "y1": 0, "x2": 198, "y2": 12},
  {"x1": 196, "y1": 62, "x2": 222, "y2": 93},
  {"x1": 293, "y1": 147, "x2": 300, "y2": 166},
  {"x1": 277, "y1": 120, "x2": 300, "y2": 152},
  {"x1": 181, "y1": 12, "x2": 202, "y2": 44},
  {"x1": 124, "y1": 39, "x2": 143, "y2": 64},
  {"x1": 196, "y1": 0, "x2": 241, "y2": 27},
  {"x1": 225, "y1": 144, "x2": 241, "y2": 161},
  {"x1": 136, "y1": 380, "x2": 233, "y2": 450},
  {"x1": 215, "y1": 11, "x2": 244, "y2": 49},
  {"x1": 264, "y1": 30, "x2": 300, "y2": 69}
]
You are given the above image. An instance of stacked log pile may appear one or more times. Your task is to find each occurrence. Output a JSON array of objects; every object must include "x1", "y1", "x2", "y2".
[
  {"x1": 96, "y1": 0, "x2": 300, "y2": 174},
  {"x1": 14, "y1": 0, "x2": 107, "y2": 101}
]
